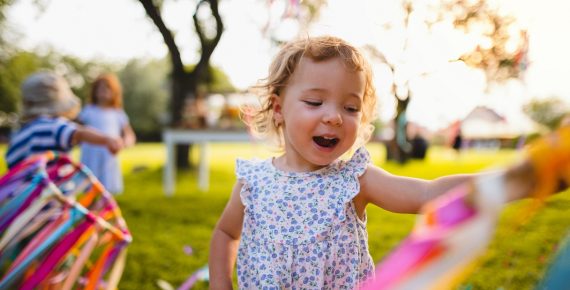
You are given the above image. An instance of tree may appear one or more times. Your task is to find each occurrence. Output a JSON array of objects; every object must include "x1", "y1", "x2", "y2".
[
  {"x1": 523, "y1": 97, "x2": 569, "y2": 131},
  {"x1": 447, "y1": 0, "x2": 529, "y2": 84},
  {"x1": 260, "y1": 0, "x2": 327, "y2": 46},
  {"x1": 366, "y1": 0, "x2": 527, "y2": 163},
  {"x1": 138, "y1": 0, "x2": 326, "y2": 168},
  {"x1": 188, "y1": 63, "x2": 236, "y2": 94},
  {"x1": 138, "y1": 0, "x2": 224, "y2": 169},
  {"x1": 119, "y1": 58, "x2": 235, "y2": 141}
]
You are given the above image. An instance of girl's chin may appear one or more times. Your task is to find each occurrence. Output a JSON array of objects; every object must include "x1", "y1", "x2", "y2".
[{"x1": 310, "y1": 143, "x2": 345, "y2": 164}]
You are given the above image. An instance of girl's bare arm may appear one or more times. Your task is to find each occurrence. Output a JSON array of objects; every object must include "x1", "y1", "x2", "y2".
[
  {"x1": 356, "y1": 164, "x2": 474, "y2": 214},
  {"x1": 71, "y1": 126, "x2": 123, "y2": 154},
  {"x1": 209, "y1": 182, "x2": 245, "y2": 290}
]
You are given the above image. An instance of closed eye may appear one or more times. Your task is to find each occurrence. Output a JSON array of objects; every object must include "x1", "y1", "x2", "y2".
[
  {"x1": 303, "y1": 100, "x2": 322, "y2": 106},
  {"x1": 345, "y1": 106, "x2": 361, "y2": 113}
]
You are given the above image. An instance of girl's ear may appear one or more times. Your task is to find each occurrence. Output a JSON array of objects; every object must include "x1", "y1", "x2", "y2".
[{"x1": 271, "y1": 94, "x2": 284, "y2": 125}]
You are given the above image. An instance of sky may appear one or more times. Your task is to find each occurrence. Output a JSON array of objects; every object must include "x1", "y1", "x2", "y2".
[{"x1": 6, "y1": 0, "x2": 570, "y2": 130}]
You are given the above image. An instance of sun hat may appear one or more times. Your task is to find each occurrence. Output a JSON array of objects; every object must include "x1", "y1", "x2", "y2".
[{"x1": 21, "y1": 71, "x2": 81, "y2": 119}]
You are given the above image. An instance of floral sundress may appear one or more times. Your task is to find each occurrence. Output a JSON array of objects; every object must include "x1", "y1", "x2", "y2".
[{"x1": 236, "y1": 147, "x2": 374, "y2": 289}]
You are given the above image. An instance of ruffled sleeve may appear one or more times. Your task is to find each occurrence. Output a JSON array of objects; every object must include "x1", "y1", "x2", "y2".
[
  {"x1": 332, "y1": 147, "x2": 371, "y2": 221},
  {"x1": 343, "y1": 147, "x2": 371, "y2": 177},
  {"x1": 235, "y1": 158, "x2": 262, "y2": 206},
  {"x1": 236, "y1": 158, "x2": 253, "y2": 182}
]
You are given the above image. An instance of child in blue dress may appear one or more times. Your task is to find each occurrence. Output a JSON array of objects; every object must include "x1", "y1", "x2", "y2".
[
  {"x1": 208, "y1": 36, "x2": 533, "y2": 289},
  {"x1": 79, "y1": 73, "x2": 136, "y2": 194}
]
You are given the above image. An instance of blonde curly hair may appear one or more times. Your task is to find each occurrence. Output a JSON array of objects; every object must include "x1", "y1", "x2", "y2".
[{"x1": 243, "y1": 35, "x2": 377, "y2": 150}]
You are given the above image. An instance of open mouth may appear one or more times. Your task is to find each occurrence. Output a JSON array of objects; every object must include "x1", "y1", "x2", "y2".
[{"x1": 313, "y1": 136, "x2": 339, "y2": 148}]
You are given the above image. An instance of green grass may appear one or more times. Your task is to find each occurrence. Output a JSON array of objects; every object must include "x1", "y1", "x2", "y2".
[{"x1": 0, "y1": 143, "x2": 568, "y2": 289}]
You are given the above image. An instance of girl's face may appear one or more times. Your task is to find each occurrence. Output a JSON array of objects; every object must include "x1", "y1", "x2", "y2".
[
  {"x1": 95, "y1": 82, "x2": 113, "y2": 107},
  {"x1": 273, "y1": 56, "x2": 365, "y2": 171}
]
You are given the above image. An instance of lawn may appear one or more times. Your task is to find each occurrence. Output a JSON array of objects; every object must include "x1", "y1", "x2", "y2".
[{"x1": 0, "y1": 143, "x2": 569, "y2": 289}]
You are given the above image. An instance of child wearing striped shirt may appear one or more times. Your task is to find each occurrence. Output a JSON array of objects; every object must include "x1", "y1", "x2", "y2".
[{"x1": 5, "y1": 71, "x2": 123, "y2": 169}]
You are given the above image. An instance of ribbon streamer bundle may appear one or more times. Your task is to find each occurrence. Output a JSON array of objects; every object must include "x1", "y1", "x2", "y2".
[
  {"x1": 361, "y1": 126, "x2": 570, "y2": 290},
  {"x1": 0, "y1": 152, "x2": 132, "y2": 289}
]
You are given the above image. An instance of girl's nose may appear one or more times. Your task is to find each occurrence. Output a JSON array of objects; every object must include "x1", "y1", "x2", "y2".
[{"x1": 323, "y1": 110, "x2": 343, "y2": 126}]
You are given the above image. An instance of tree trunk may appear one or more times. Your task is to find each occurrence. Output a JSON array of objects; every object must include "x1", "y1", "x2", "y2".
[
  {"x1": 139, "y1": 0, "x2": 224, "y2": 169},
  {"x1": 172, "y1": 72, "x2": 198, "y2": 169}
]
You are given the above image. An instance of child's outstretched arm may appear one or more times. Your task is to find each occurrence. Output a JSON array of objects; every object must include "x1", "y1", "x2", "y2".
[
  {"x1": 71, "y1": 126, "x2": 123, "y2": 154},
  {"x1": 357, "y1": 124, "x2": 570, "y2": 216},
  {"x1": 356, "y1": 165, "x2": 475, "y2": 214},
  {"x1": 209, "y1": 182, "x2": 245, "y2": 290}
]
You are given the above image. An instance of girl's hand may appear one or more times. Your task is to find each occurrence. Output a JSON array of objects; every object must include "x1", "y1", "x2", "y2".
[
  {"x1": 525, "y1": 126, "x2": 570, "y2": 199},
  {"x1": 123, "y1": 134, "x2": 136, "y2": 148},
  {"x1": 503, "y1": 160, "x2": 536, "y2": 201},
  {"x1": 106, "y1": 137, "x2": 124, "y2": 154},
  {"x1": 122, "y1": 124, "x2": 137, "y2": 148}
]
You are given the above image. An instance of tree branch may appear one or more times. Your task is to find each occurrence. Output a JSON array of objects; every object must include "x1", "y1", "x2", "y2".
[
  {"x1": 139, "y1": 0, "x2": 184, "y2": 74},
  {"x1": 192, "y1": 0, "x2": 224, "y2": 75}
]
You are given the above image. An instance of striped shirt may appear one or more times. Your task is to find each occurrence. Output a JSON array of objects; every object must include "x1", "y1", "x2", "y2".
[{"x1": 5, "y1": 116, "x2": 77, "y2": 168}]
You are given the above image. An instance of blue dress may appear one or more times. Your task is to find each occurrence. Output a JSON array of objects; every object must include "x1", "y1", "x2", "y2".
[
  {"x1": 235, "y1": 147, "x2": 374, "y2": 289},
  {"x1": 78, "y1": 105, "x2": 129, "y2": 194}
]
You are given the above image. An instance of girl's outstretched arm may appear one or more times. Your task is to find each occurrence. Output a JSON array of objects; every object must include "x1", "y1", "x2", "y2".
[
  {"x1": 209, "y1": 182, "x2": 245, "y2": 290},
  {"x1": 72, "y1": 126, "x2": 123, "y2": 154},
  {"x1": 356, "y1": 164, "x2": 474, "y2": 214}
]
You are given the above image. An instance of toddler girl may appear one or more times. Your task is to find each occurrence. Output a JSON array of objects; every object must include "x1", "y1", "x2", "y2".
[
  {"x1": 79, "y1": 73, "x2": 136, "y2": 194},
  {"x1": 208, "y1": 36, "x2": 524, "y2": 289}
]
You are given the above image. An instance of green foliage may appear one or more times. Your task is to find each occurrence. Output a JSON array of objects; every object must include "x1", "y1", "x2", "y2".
[
  {"x1": 0, "y1": 143, "x2": 567, "y2": 289},
  {"x1": 0, "y1": 48, "x2": 115, "y2": 117},
  {"x1": 0, "y1": 51, "x2": 42, "y2": 113},
  {"x1": 523, "y1": 97, "x2": 569, "y2": 130},
  {"x1": 185, "y1": 63, "x2": 236, "y2": 93},
  {"x1": 0, "y1": 0, "x2": 15, "y2": 47},
  {"x1": 52, "y1": 53, "x2": 117, "y2": 102},
  {"x1": 0, "y1": 47, "x2": 235, "y2": 140},
  {"x1": 119, "y1": 58, "x2": 170, "y2": 140},
  {"x1": 207, "y1": 65, "x2": 236, "y2": 93}
]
